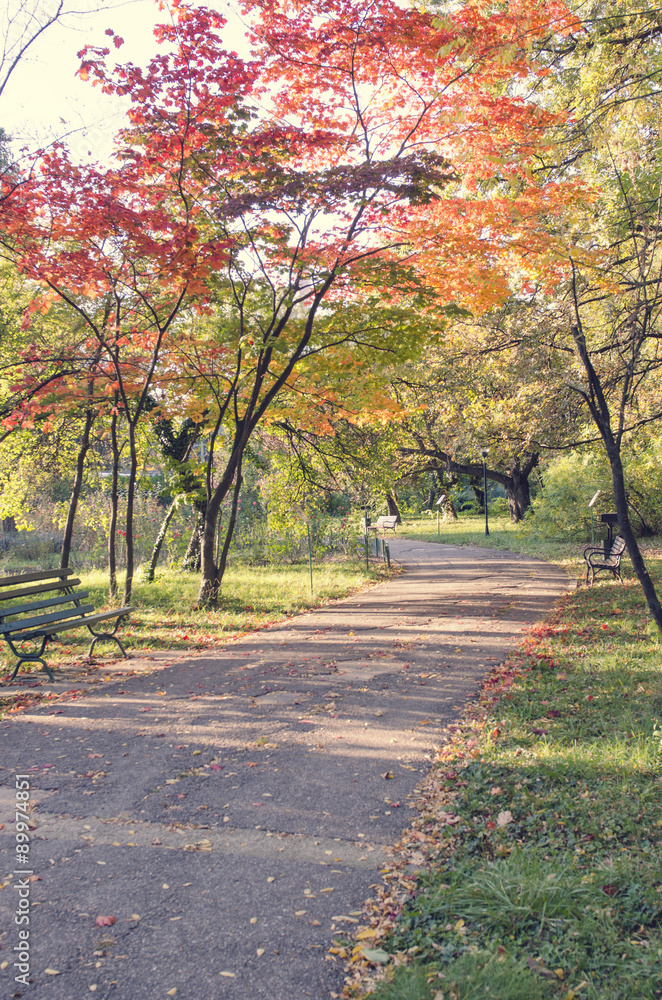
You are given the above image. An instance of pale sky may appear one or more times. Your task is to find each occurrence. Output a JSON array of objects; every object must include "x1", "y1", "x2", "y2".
[{"x1": 2, "y1": 0, "x2": 250, "y2": 162}]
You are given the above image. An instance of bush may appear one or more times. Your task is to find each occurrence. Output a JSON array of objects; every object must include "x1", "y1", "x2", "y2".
[{"x1": 524, "y1": 439, "x2": 662, "y2": 541}]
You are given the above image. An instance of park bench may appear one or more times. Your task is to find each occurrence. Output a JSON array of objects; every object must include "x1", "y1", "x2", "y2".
[
  {"x1": 0, "y1": 568, "x2": 133, "y2": 683},
  {"x1": 367, "y1": 515, "x2": 398, "y2": 535},
  {"x1": 583, "y1": 535, "x2": 627, "y2": 586}
]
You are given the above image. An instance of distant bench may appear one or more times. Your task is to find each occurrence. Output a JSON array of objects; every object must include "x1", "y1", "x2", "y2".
[
  {"x1": 367, "y1": 516, "x2": 398, "y2": 535},
  {"x1": 0, "y1": 568, "x2": 133, "y2": 683}
]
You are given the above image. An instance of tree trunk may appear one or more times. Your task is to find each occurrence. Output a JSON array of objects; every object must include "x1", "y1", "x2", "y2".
[
  {"x1": 197, "y1": 447, "x2": 245, "y2": 607},
  {"x1": 504, "y1": 458, "x2": 535, "y2": 523},
  {"x1": 571, "y1": 322, "x2": 662, "y2": 632},
  {"x1": 198, "y1": 438, "x2": 245, "y2": 606},
  {"x1": 215, "y1": 458, "x2": 244, "y2": 603},
  {"x1": 61, "y1": 408, "x2": 95, "y2": 569},
  {"x1": 469, "y1": 476, "x2": 485, "y2": 512},
  {"x1": 123, "y1": 422, "x2": 138, "y2": 605},
  {"x1": 183, "y1": 511, "x2": 204, "y2": 572},
  {"x1": 145, "y1": 499, "x2": 177, "y2": 582},
  {"x1": 108, "y1": 410, "x2": 121, "y2": 602},
  {"x1": 608, "y1": 443, "x2": 662, "y2": 628},
  {"x1": 401, "y1": 444, "x2": 538, "y2": 524},
  {"x1": 385, "y1": 494, "x2": 402, "y2": 524}
]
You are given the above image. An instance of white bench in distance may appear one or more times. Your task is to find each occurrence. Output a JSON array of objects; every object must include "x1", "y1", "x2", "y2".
[{"x1": 367, "y1": 516, "x2": 398, "y2": 535}]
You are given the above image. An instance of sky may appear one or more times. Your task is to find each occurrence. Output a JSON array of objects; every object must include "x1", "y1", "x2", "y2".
[{"x1": 1, "y1": 0, "x2": 250, "y2": 162}]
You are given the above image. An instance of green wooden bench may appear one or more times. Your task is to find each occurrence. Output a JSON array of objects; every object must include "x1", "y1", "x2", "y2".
[{"x1": 0, "y1": 568, "x2": 133, "y2": 683}]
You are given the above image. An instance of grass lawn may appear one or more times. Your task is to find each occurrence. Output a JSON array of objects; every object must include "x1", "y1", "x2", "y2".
[
  {"x1": 340, "y1": 526, "x2": 662, "y2": 1000},
  {"x1": 0, "y1": 556, "x2": 387, "y2": 699}
]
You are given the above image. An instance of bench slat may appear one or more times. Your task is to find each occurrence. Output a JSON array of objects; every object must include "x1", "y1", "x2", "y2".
[
  {"x1": 0, "y1": 591, "x2": 90, "y2": 618},
  {"x1": 17, "y1": 607, "x2": 134, "y2": 641},
  {"x1": 0, "y1": 568, "x2": 74, "y2": 588},
  {"x1": 0, "y1": 579, "x2": 81, "y2": 603},
  {"x1": 0, "y1": 604, "x2": 96, "y2": 635}
]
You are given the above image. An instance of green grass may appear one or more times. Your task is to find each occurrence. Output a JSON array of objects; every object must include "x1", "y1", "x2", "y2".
[
  {"x1": 347, "y1": 548, "x2": 662, "y2": 1000},
  {"x1": 0, "y1": 556, "x2": 387, "y2": 685}
]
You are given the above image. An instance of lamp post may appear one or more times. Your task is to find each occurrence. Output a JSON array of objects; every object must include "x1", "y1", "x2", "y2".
[{"x1": 481, "y1": 448, "x2": 489, "y2": 537}]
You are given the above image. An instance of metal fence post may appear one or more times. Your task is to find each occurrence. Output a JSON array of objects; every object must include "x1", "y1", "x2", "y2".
[{"x1": 307, "y1": 522, "x2": 314, "y2": 596}]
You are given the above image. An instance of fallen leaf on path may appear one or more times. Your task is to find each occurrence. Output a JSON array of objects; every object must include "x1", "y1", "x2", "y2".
[
  {"x1": 380, "y1": 772, "x2": 394, "y2": 780},
  {"x1": 94, "y1": 916, "x2": 116, "y2": 927}
]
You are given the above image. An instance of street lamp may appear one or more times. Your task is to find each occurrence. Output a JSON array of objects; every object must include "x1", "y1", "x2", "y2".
[{"x1": 481, "y1": 448, "x2": 490, "y2": 536}]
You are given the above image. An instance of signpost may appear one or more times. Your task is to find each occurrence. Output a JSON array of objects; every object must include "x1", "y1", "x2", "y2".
[
  {"x1": 481, "y1": 449, "x2": 490, "y2": 536},
  {"x1": 588, "y1": 490, "x2": 600, "y2": 548}
]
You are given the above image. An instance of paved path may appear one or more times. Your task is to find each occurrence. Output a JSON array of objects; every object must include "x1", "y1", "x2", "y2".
[{"x1": 0, "y1": 540, "x2": 568, "y2": 1000}]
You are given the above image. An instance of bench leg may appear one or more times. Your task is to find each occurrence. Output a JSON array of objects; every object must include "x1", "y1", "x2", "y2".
[
  {"x1": 4, "y1": 635, "x2": 54, "y2": 684},
  {"x1": 87, "y1": 629, "x2": 128, "y2": 659},
  {"x1": 6, "y1": 656, "x2": 54, "y2": 684}
]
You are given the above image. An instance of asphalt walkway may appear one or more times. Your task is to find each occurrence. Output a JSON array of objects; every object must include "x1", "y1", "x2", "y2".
[{"x1": 0, "y1": 539, "x2": 568, "y2": 1000}]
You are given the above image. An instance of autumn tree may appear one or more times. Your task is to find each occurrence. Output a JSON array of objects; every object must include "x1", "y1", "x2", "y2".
[
  {"x1": 0, "y1": 6, "x2": 252, "y2": 601},
  {"x1": 515, "y1": 1, "x2": 662, "y2": 629},
  {"x1": 1, "y1": 0, "x2": 580, "y2": 607},
  {"x1": 391, "y1": 300, "x2": 585, "y2": 520},
  {"x1": 174, "y1": 0, "x2": 579, "y2": 604}
]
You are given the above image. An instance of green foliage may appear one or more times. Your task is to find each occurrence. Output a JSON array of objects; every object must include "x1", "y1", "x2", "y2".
[
  {"x1": 525, "y1": 451, "x2": 614, "y2": 540},
  {"x1": 525, "y1": 441, "x2": 662, "y2": 541}
]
